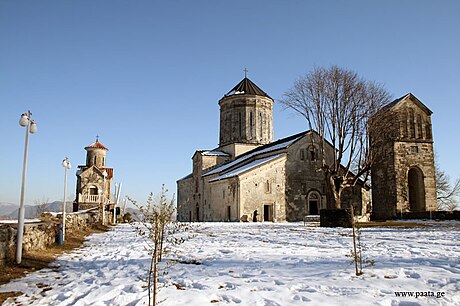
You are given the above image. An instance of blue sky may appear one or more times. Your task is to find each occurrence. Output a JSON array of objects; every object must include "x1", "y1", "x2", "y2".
[{"x1": 1, "y1": 0, "x2": 459, "y2": 205}]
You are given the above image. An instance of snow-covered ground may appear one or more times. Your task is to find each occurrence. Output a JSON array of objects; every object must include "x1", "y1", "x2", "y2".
[{"x1": 1, "y1": 222, "x2": 459, "y2": 305}]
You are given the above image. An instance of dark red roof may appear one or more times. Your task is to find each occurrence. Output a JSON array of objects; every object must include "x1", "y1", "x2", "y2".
[
  {"x1": 102, "y1": 168, "x2": 113, "y2": 179},
  {"x1": 85, "y1": 140, "x2": 109, "y2": 151}
]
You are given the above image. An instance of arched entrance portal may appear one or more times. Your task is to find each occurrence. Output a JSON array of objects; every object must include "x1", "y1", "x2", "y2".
[
  {"x1": 408, "y1": 167, "x2": 426, "y2": 211},
  {"x1": 307, "y1": 191, "x2": 321, "y2": 215}
]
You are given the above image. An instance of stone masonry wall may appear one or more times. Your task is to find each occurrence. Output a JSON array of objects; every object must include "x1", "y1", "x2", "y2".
[{"x1": 0, "y1": 210, "x2": 99, "y2": 265}]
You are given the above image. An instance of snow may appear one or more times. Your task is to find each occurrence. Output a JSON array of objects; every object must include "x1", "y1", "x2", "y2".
[
  {"x1": 209, "y1": 154, "x2": 285, "y2": 182},
  {"x1": 204, "y1": 135, "x2": 303, "y2": 177},
  {"x1": 202, "y1": 150, "x2": 230, "y2": 157},
  {"x1": 0, "y1": 219, "x2": 41, "y2": 224},
  {"x1": 1, "y1": 222, "x2": 460, "y2": 305}
]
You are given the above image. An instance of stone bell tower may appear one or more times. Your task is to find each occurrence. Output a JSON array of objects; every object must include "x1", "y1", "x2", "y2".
[
  {"x1": 218, "y1": 74, "x2": 274, "y2": 159},
  {"x1": 371, "y1": 93, "x2": 437, "y2": 220},
  {"x1": 74, "y1": 137, "x2": 113, "y2": 211}
]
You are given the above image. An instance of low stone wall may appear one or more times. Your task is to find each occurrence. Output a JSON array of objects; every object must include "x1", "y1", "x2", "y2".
[
  {"x1": 320, "y1": 209, "x2": 353, "y2": 227},
  {"x1": 370, "y1": 210, "x2": 460, "y2": 221},
  {"x1": 0, "y1": 222, "x2": 57, "y2": 265},
  {"x1": 0, "y1": 209, "x2": 100, "y2": 265}
]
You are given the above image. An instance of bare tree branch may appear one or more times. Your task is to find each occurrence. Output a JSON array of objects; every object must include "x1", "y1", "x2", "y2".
[{"x1": 280, "y1": 66, "x2": 392, "y2": 209}]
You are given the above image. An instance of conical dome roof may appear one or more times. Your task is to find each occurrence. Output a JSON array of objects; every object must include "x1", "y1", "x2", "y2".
[
  {"x1": 85, "y1": 138, "x2": 109, "y2": 151},
  {"x1": 224, "y1": 77, "x2": 272, "y2": 99}
]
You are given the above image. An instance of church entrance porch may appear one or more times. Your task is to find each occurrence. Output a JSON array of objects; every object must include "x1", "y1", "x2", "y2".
[
  {"x1": 408, "y1": 167, "x2": 426, "y2": 211},
  {"x1": 263, "y1": 204, "x2": 274, "y2": 221}
]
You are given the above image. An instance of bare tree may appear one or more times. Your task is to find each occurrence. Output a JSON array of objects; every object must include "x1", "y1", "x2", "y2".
[
  {"x1": 435, "y1": 154, "x2": 460, "y2": 210},
  {"x1": 34, "y1": 197, "x2": 50, "y2": 217},
  {"x1": 281, "y1": 66, "x2": 391, "y2": 209},
  {"x1": 129, "y1": 185, "x2": 191, "y2": 306}
]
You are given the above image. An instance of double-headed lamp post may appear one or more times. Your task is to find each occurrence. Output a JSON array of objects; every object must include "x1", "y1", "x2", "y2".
[
  {"x1": 101, "y1": 170, "x2": 107, "y2": 225},
  {"x1": 16, "y1": 111, "x2": 38, "y2": 264},
  {"x1": 61, "y1": 157, "x2": 72, "y2": 243}
]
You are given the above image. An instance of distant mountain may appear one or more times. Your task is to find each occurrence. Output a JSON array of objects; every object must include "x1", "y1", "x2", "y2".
[
  {"x1": 0, "y1": 202, "x2": 19, "y2": 218},
  {"x1": 0, "y1": 201, "x2": 72, "y2": 220}
]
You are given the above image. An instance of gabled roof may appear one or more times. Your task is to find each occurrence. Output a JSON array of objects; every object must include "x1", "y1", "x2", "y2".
[
  {"x1": 85, "y1": 140, "x2": 109, "y2": 151},
  {"x1": 223, "y1": 77, "x2": 272, "y2": 99},
  {"x1": 378, "y1": 93, "x2": 433, "y2": 115},
  {"x1": 209, "y1": 154, "x2": 285, "y2": 182},
  {"x1": 203, "y1": 131, "x2": 309, "y2": 177},
  {"x1": 77, "y1": 165, "x2": 113, "y2": 179}
]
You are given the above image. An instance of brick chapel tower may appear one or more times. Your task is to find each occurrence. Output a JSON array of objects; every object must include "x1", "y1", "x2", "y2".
[
  {"x1": 73, "y1": 137, "x2": 113, "y2": 212},
  {"x1": 370, "y1": 93, "x2": 437, "y2": 220},
  {"x1": 218, "y1": 75, "x2": 274, "y2": 159}
]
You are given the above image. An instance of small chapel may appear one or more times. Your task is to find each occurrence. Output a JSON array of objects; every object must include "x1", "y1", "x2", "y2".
[
  {"x1": 73, "y1": 137, "x2": 114, "y2": 212},
  {"x1": 177, "y1": 75, "x2": 437, "y2": 222}
]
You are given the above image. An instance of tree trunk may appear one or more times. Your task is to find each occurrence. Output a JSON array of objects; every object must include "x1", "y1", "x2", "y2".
[{"x1": 325, "y1": 173, "x2": 341, "y2": 209}]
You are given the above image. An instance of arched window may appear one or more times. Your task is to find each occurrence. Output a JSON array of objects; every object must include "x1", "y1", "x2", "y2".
[
  {"x1": 267, "y1": 119, "x2": 270, "y2": 140},
  {"x1": 308, "y1": 145, "x2": 317, "y2": 161},
  {"x1": 259, "y1": 112, "x2": 263, "y2": 137},
  {"x1": 238, "y1": 112, "x2": 242, "y2": 137},
  {"x1": 93, "y1": 156, "x2": 97, "y2": 165},
  {"x1": 409, "y1": 109, "x2": 415, "y2": 138},
  {"x1": 425, "y1": 121, "x2": 432, "y2": 139},
  {"x1": 249, "y1": 112, "x2": 254, "y2": 139},
  {"x1": 402, "y1": 112, "x2": 408, "y2": 138},
  {"x1": 300, "y1": 149, "x2": 305, "y2": 160},
  {"x1": 265, "y1": 180, "x2": 271, "y2": 193},
  {"x1": 417, "y1": 114, "x2": 423, "y2": 139}
]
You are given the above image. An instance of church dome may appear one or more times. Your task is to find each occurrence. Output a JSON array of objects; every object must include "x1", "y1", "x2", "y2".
[
  {"x1": 224, "y1": 77, "x2": 272, "y2": 99},
  {"x1": 85, "y1": 138, "x2": 109, "y2": 151}
]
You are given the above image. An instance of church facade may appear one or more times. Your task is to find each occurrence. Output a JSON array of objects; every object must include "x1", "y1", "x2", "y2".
[
  {"x1": 177, "y1": 77, "x2": 437, "y2": 222},
  {"x1": 177, "y1": 77, "x2": 369, "y2": 222}
]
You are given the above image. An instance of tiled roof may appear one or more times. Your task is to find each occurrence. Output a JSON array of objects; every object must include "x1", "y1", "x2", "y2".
[
  {"x1": 85, "y1": 140, "x2": 109, "y2": 151},
  {"x1": 224, "y1": 77, "x2": 272, "y2": 99}
]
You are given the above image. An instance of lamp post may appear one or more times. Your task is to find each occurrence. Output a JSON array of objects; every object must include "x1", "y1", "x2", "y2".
[
  {"x1": 61, "y1": 157, "x2": 71, "y2": 244},
  {"x1": 16, "y1": 111, "x2": 38, "y2": 264},
  {"x1": 101, "y1": 170, "x2": 107, "y2": 225}
]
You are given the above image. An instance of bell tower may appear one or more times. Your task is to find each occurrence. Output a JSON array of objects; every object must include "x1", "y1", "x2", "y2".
[
  {"x1": 370, "y1": 93, "x2": 437, "y2": 220},
  {"x1": 218, "y1": 75, "x2": 274, "y2": 158},
  {"x1": 85, "y1": 136, "x2": 108, "y2": 168}
]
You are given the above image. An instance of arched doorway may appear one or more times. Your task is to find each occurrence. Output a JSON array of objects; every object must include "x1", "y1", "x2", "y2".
[
  {"x1": 89, "y1": 186, "x2": 98, "y2": 195},
  {"x1": 307, "y1": 191, "x2": 321, "y2": 215},
  {"x1": 408, "y1": 167, "x2": 426, "y2": 211}
]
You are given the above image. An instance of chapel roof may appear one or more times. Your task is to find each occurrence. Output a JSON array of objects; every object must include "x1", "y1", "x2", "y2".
[
  {"x1": 223, "y1": 77, "x2": 272, "y2": 99},
  {"x1": 85, "y1": 138, "x2": 109, "y2": 151}
]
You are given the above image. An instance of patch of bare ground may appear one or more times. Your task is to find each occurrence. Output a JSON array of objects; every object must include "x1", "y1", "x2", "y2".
[{"x1": 0, "y1": 224, "x2": 109, "y2": 304}]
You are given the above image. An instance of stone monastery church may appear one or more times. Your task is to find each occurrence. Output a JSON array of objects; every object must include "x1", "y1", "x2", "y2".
[{"x1": 177, "y1": 77, "x2": 437, "y2": 222}]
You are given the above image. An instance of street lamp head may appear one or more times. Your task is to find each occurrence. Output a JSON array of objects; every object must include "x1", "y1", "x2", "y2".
[
  {"x1": 29, "y1": 121, "x2": 38, "y2": 134},
  {"x1": 62, "y1": 158, "x2": 72, "y2": 169},
  {"x1": 19, "y1": 114, "x2": 28, "y2": 127}
]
